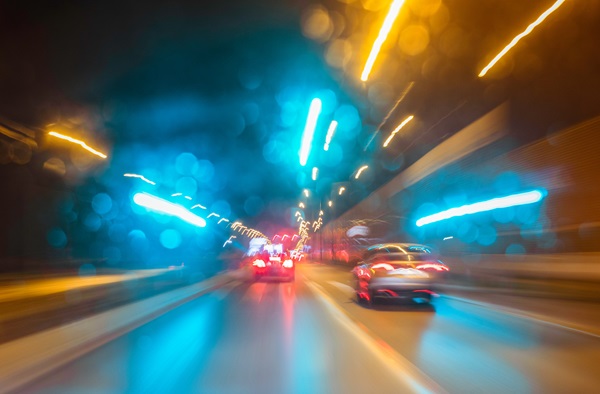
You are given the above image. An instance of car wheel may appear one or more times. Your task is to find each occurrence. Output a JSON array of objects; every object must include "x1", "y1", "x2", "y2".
[{"x1": 355, "y1": 289, "x2": 372, "y2": 307}]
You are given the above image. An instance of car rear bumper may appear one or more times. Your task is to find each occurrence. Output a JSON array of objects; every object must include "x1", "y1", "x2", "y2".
[
  {"x1": 368, "y1": 277, "x2": 438, "y2": 299},
  {"x1": 254, "y1": 267, "x2": 295, "y2": 278}
]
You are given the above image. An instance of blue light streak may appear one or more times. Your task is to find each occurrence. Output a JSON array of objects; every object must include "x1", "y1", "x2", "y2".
[
  {"x1": 416, "y1": 190, "x2": 545, "y2": 227},
  {"x1": 133, "y1": 192, "x2": 206, "y2": 227},
  {"x1": 299, "y1": 98, "x2": 322, "y2": 166}
]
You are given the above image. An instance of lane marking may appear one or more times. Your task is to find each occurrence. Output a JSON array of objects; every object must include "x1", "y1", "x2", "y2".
[
  {"x1": 305, "y1": 280, "x2": 445, "y2": 394},
  {"x1": 212, "y1": 280, "x2": 243, "y2": 301},
  {"x1": 326, "y1": 280, "x2": 355, "y2": 297}
]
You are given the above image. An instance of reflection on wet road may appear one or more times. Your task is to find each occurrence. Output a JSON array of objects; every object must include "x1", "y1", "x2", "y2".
[{"x1": 24, "y1": 264, "x2": 600, "y2": 393}]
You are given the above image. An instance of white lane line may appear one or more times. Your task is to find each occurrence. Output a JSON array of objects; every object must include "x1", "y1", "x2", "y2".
[
  {"x1": 442, "y1": 295, "x2": 600, "y2": 339},
  {"x1": 212, "y1": 280, "x2": 243, "y2": 301},
  {"x1": 305, "y1": 280, "x2": 445, "y2": 394},
  {"x1": 327, "y1": 280, "x2": 355, "y2": 297}
]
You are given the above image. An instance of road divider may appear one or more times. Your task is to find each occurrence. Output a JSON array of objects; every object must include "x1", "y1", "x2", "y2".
[{"x1": 0, "y1": 270, "x2": 242, "y2": 394}]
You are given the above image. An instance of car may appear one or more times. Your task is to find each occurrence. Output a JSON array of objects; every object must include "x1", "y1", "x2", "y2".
[
  {"x1": 351, "y1": 243, "x2": 449, "y2": 306},
  {"x1": 252, "y1": 251, "x2": 295, "y2": 282}
]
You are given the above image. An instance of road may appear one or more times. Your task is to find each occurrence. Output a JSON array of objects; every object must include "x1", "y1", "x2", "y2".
[{"x1": 22, "y1": 263, "x2": 600, "y2": 393}]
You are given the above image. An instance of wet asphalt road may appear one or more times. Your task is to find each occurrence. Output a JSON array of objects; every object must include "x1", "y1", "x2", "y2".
[{"x1": 23, "y1": 263, "x2": 600, "y2": 393}]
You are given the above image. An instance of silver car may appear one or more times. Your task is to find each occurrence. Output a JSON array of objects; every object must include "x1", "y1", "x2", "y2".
[{"x1": 351, "y1": 243, "x2": 449, "y2": 306}]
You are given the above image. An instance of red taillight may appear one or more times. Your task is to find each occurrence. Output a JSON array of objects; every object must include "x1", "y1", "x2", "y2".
[
  {"x1": 283, "y1": 259, "x2": 294, "y2": 268},
  {"x1": 371, "y1": 263, "x2": 394, "y2": 271},
  {"x1": 253, "y1": 259, "x2": 266, "y2": 268},
  {"x1": 416, "y1": 262, "x2": 449, "y2": 272}
]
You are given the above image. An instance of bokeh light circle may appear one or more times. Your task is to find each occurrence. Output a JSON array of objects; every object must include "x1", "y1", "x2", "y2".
[
  {"x1": 47, "y1": 228, "x2": 67, "y2": 248},
  {"x1": 92, "y1": 193, "x2": 113, "y2": 216},
  {"x1": 175, "y1": 152, "x2": 197, "y2": 176},
  {"x1": 160, "y1": 229, "x2": 182, "y2": 249}
]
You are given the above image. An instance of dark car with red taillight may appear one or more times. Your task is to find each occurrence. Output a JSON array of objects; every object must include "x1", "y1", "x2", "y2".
[
  {"x1": 351, "y1": 243, "x2": 448, "y2": 306},
  {"x1": 252, "y1": 251, "x2": 295, "y2": 282}
]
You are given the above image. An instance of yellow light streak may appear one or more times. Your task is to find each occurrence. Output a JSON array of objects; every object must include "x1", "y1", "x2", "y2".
[
  {"x1": 383, "y1": 115, "x2": 414, "y2": 148},
  {"x1": 338, "y1": 186, "x2": 346, "y2": 195},
  {"x1": 48, "y1": 131, "x2": 107, "y2": 159},
  {"x1": 355, "y1": 165, "x2": 369, "y2": 179},
  {"x1": 304, "y1": 189, "x2": 310, "y2": 197},
  {"x1": 319, "y1": 210, "x2": 324, "y2": 216},
  {"x1": 478, "y1": 0, "x2": 566, "y2": 77},
  {"x1": 312, "y1": 167, "x2": 318, "y2": 181},
  {"x1": 328, "y1": 200, "x2": 333, "y2": 207},
  {"x1": 123, "y1": 173, "x2": 156, "y2": 185},
  {"x1": 383, "y1": 134, "x2": 395, "y2": 147},
  {"x1": 218, "y1": 218, "x2": 230, "y2": 224},
  {"x1": 299, "y1": 202, "x2": 305, "y2": 209},
  {"x1": 207, "y1": 213, "x2": 221, "y2": 219},
  {"x1": 361, "y1": 0, "x2": 407, "y2": 82}
]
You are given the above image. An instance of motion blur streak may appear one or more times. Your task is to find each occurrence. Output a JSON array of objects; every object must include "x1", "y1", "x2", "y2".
[
  {"x1": 299, "y1": 98, "x2": 322, "y2": 166},
  {"x1": 478, "y1": 0, "x2": 566, "y2": 77},
  {"x1": 133, "y1": 192, "x2": 206, "y2": 227},
  {"x1": 416, "y1": 189, "x2": 545, "y2": 227},
  {"x1": 123, "y1": 173, "x2": 156, "y2": 185},
  {"x1": 312, "y1": 167, "x2": 318, "y2": 181},
  {"x1": 355, "y1": 165, "x2": 368, "y2": 179},
  {"x1": 339, "y1": 186, "x2": 345, "y2": 195},
  {"x1": 218, "y1": 218, "x2": 229, "y2": 224},
  {"x1": 304, "y1": 189, "x2": 309, "y2": 197},
  {"x1": 191, "y1": 204, "x2": 207, "y2": 210},
  {"x1": 323, "y1": 120, "x2": 338, "y2": 151},
  {"x1": 207, "y1": 213, "x2": 221, "y2": 219},
  {"x1": 47, "y1": 131, "x2": 107, "y2": 159},
  {"x1": 299, "y1": 202, "x2": 305, "y2": 209},
  {"x1": 360, "y1": 0, "x2": 407, "y2": 81},
  {"x1": 383, "y1": 115, "x2": 414, "y2": 148},
  {"x1": 364, "y1": 82, "x2": 415, "y2": 151}
]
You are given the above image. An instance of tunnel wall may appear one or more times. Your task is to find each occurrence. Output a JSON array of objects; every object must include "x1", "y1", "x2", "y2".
[{"x1": 321, "y1": 112, "x2": 600, "y2": 263}]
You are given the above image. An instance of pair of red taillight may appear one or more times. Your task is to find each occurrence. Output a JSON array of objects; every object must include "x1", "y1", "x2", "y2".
[
  {"x1": 370, "y1": 262, "x2": 449, "y2": 272},
  {"x1": 253, "y1": 259, "x2": 294, "y2": 268}
]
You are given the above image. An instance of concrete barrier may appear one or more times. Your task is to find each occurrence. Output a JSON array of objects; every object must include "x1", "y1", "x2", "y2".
[{"x1": 0, "y1": 270, "x2": 243, "y2": 393}]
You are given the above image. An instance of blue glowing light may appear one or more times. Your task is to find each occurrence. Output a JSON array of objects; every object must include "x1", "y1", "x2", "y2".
[
  {"x1": 416, "y1": 190, "x2": 545, "y2": 227},
  {"x1": 299, "y1": 98, "x2": 322, "y2": 166},
  {"x1": 133, "y1": 192, "x2": 206, "y2": 227}
]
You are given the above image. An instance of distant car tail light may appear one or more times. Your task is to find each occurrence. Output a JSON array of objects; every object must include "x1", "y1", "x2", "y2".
[
  {"x1": 371, "y1": 263, "x2": 394, "y2": 271},
  {"x1": 283, "y1": 259, "x2": 294, "y2": 268},
  {"x1": 253, "y1": 259, "x2": 266, "y2": 268},
  {"x1": 416, "y1": 262, "x2": 449, "y2": 272}
]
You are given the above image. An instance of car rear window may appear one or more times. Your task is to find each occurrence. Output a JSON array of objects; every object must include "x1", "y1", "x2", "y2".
[
  {"x1": 373, "y1": 254, "x2": 435, "y2": 262},
  {"x1": 406, "y1": 246, "x2": 433, "y2": 253}
]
